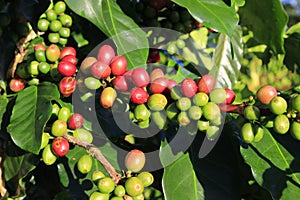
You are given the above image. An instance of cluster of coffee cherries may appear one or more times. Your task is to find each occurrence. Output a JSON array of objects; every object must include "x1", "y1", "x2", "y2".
[
  {"x1": 77, "y1": 149, "x2": 154, "y2": 200},
  {"x1": 41, "y1": 103, "x2": 93, "y2": 165},
  {"x1": 77, "y1": 44, "x2": 238, "y2": 139},
  {"x1": 37, "y1": 1, "x2": 72, "y2": 45},
  {"x1": 10, "y1": 44, "x2": 78, "y2": 97},
  {"x1": 133, "y1": 0, "x2": 197, "y2": 33},
  {"x1": 0, "y1": 0, "x2": 29, "y2": 40},
  {"x1": 238, "y1": 85, "x2": 300, "y2": 143}
]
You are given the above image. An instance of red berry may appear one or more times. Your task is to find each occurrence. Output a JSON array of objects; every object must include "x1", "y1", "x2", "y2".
[
  {"x1": 110, "y1": 55, "x2": 127, "y2": 76},
  {"x1": 167, "y1": 79, "x2": 177, "y2": 90},
  {"x1": 60, "y1": 46, "x2": 76, "y2": 59},
  {"x1": 131, "y1": 68, "x2": 150, "y2": 88},
  {"x1": 197, "y1": 74, "x2": 216, "y2": 94},
  {"x1": 59, "y1": 77, "x2": 76, "y2": 97},
  {"x1": 256, "y1": 85, "x2": 277, "y2": 105},
  {"x1": 181, "y1": 78, "x2": 198, "y2": 98},
  {"x1": 68, "y1": 113, "x2": 84, "y2": 129},
  {"x1": 61, "y1": 55, "x2": 78, "y2": 65},
  {"x1": 91, "y1": 61, "x2": 111, "y2": 79},
  {"x1": 97, "y1": 45, "x2": 115, "y2": 65},
  {"x1": 52, "y1": 136, "x2": 69, "y2": 157},
  {"x1": 124, "y1": 149, "x2": 146, "y2": 172},
  {"x1": 9, "y1": 78, "x2": 26, "y2": 92},
  {"x1": 150, "y1": 77, "x2": 168, "y2": 94},
  {"x1": 34, "y1": 44, "x2": 46, "y2": 51},
  {"x1": 224, "y1": 88, "x2": 236, "y2": 104},
  {"x1": 130, "y1": 87, "x2": 149, "y2": 104},
  {"x1": 150, "y1": 68, "x2": 164, "y2": 82},
  {"x1": 58, "y1": 61, "x2": 77, "y2": 76},
  {"x1": 113, "y1": 75, "x2": 128, "y2": 91}
]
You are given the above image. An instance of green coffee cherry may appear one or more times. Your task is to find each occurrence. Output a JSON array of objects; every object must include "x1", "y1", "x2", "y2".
[
  {"x1": 98, "y1": 177, "x2": 115, "y2": 193},
  {"x1": 114, "y1": 185, "x2": 126, "y2": 197},
  {"x1": 125, "y1": 177, "x2": 144, "y2": 197},
  {"x1": 137, "y1": 172, "x2": 154, "y2": 187},
  {"x1": 77, "y1": 154, "x2": 93, "y2": 174}
]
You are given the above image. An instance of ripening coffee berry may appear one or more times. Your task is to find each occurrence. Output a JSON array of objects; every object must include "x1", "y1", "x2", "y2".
[
  {"x1": 51, "y1": 119, "x2": 67, "y2": 137},
  {"x1": 256, "y1": 85, "x2": 277, "y2": 105},
  {"x1": 68, "y1": 113, "x2": 84, "y2": 129},
  {"x1": 52, "y1": 136, "x2": 69, "y2": 157},
  {"x1": 97, "y1": 45, "x2": 116, "y2": 65},
  {"x1": 197, "y1": 74, "x2": 216, "y2": 94},
  {"x1": 125, "y1": 149, "x2": 145, "y2": 172}
]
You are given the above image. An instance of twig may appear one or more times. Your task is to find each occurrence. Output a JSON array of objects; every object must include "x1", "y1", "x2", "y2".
[{"x1": 63, "y1": 133, "x2": 122, "y2": 184}]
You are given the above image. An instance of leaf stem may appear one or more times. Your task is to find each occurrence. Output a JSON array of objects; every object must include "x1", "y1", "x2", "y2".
[{"x1": 63, "y1": 133, "x2": 122, "y2": 184}]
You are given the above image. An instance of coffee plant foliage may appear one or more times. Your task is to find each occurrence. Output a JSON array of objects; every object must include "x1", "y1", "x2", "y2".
[{"x1": 0, "y1": 0, "x2": 300, "y2": 199}]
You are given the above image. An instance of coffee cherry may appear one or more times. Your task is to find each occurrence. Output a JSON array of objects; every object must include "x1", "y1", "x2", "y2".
[
  {"x1": 125, "y1": 177, "x2": 144, "y2": 197},
  {"x1": 240, "y1": 123, "x2": 254, "y2": 143},
  {"x1": 73, "y1": 128, "x2": 93, "y2": 143},
  {"x1": 77, "y1": 154, "x2": 93, "y2": 174},
  {"x1": 197, "y1": 74, "x2": 216, "y2": 94},
  {"x1": 292, "y1": 95, "x2": 300, "y2": 112},
  {"x1": 100, "y1": 87, "x2": 117, "y2": 108},
  {"x1": 206, "y1": 125, "x2": 219, "y2": 140},
  {"x1": 193, "y1": 92, "x2": 209, "y2": 106},
  {"x1": 137, "y1": 172, "x2": 154, "y2": 187},
  {"x1": 197, "y1": 120, "x2": 209, "y2": 131},
  {"x1": 91, "y1": 170, "x2": 106, "y2": 184},
  {"x1": 290, "y1": 121, "x2": 300, "y2": 140},
  {"x1": 256, "y1": 85, "x2": 277, "y2": 105},
  {"x1": 130, "y1": 87, "x2": 149, "y2": 104},
  {"x1": 125, "y1": 149, "x2": 145, "y2": 172},
  {"x1": 51, "y1": 119, "x2": 67, "y2": 137},
  {"x1": 138, "y1": 118, "x2": 150, "y2": 129},
  {"x1": 80, "y1": 57, "x2": 97, "y2": 75},
  {"x1": 42, "y1": 144, "x2": 57, "y2": 165},
  {"x1": 9, "y1": 78, "x2": 26, "y2": 92},
  {"x1": 253, "y1": 125, "x2": 264, "y2": 142},
  {"x1": 46, "y1": 9, "x2": 57, "y2": 21},
  {"x1": 147, "y1": 93, "x2": 167, "y2": 111},
  {"x1": 37, "y1": 18, "x2": 50, "y2": 32},
  {"x1": 38, "y1": 62, "x2": 51, "y2": 74},
  {"x1": 151, "y1": 111, "x2": 167, "y2": 129},
  {"x1": 46, "y1": 44, "x2": 60, "y2": 62},
  {"x1": 59, "y1": 76, "x2": 76, "y2": 97},
  {"x1": 68, "y1": 113, "x2": 84, "y2": 129},
  {"x1": 60, "y1": 46, "x2": 76, "y2": 59},
  {"x1": 110, "y1": 55, "x2": 127, "y2": 76},
  {"x1": 91, "y1": 61, "x2": 111, "y2": 79},
  {"x1": 224, "y1": 88, "x2": 236, "y2": 104},
  {"x1": 40, "y1": 132, "x2": 50, "y2": 150},
  {"x1": 59, "y1": 27, "x2": 71, "y2": 38},
  {"x1": 54, "y1": 1, "x2": 66, "y2": 15},
  {"x1": 89, "y1": 192, "x2": 109, "y2": 200},
  {"x1": 58, "y1": 61, "x2": 77, "y2": 76},
  {"x1": 114, "y1": 185, "x2": 126, "y2": 197},
  {"x1": 48, "y1": 33, "x2": 60, "y2": 43},
  {"x1": 181, "y1": 78, "x2": 198, "y2": 98},
  {"x1": 134, "y1": 104, "x2": 151, "y2": 121},
  {"x1": 177, "y1": 111, "x2": 191, "y2": 126},
  {"x1": 49, "y1": 20, "x2": 62, "y2": 32},
  {"x1": 113, "y1": 76, "x2": 128, "y2": 91},
  {"x1": 28, "y1": 61, "x2": 39, "y2": 75},
  {"x1": 167, "y1": 79, "x2": 177, "y2": 90},
  {"x1": 150, "y1": 77, "x2": 168, "y2": 94},
  {"x1": 97, "y1": 45, "x2": 116, "y2": 65},
  {"x1": 98, "y1": 177, "x2": 115, "y2": 193},
  {"x1": 270, "y1": 96, "x2": 287, "y2": 115},
  {"x1": 273, "y1": 114, "x2": 290, "y2": 134},
  {"x1": 244, "y1": 105, "x2": 260, "y2": 121},
  {"x1": 209, "y1": 88, "x2": 227, "y2": 104},
  {"x1": 188, "y1": 106, "x2": 202, "y2": 120},
  {"x1": 59, "y1": 14, "x2": 72, "y2": 27},
  {"x1": 170, "y1": 85, "x2": 183, "y2": 100},
  {"x1": 59, "y1": 37, "x2": 68, "y2": 45},
  {"x1": 58, "y1": 107, "x2": 71, "y2": 122},
  {"x1": 176, "y1": 97, "x2": 191, "y2": 111},
  {"x1": 202, "y1": 102, "x2": 221, "y2": 121},
  {"x1": 84, "y1": 77, "x2": 101, "y2": 90},
  {"x1": 132, "y1": 68, "x2": 150, "y2": 87},
  {"x1": 150, "y1": 68, "x2": 164, "y2": 82},
  {"x1": 52, "y1": 136, "x2": 69, "y2": 157},
  {"x1": 35, "y1": 49, "x2": 47, "y2": 62}
]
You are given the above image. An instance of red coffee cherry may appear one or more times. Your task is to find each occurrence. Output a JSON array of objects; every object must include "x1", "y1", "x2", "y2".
[
  {"x1": 197, "y1": 74, "x2": 216, "y2": 94},
  {"x1": 124, "y1": 149, "x2": 146, "y2": 172},
  {"x1": 91, "y1": 61, "x2": 111, "y2": 79},
  {"x1": 130, "y1": 87, "x2": 149, "y2": 104},
  {"x1": 97, "y1": 44, "x2": 115, "y2": 65},
  {"x1": 113, "y1": 75, "x2": 128, "y2": 91},
  {"x1": 256, "y1": 85, "x2": 277, "y2": 105},
  {"x1": 61, "y1": 55, "x2": 78, "y2": 65},
  {"x1": 60, "y1": 46, "x2": 76, "y2": 59},
  {"x1": 52, "y1": 136, "x2": 69, "y2": 157},
  {"x1": 9, "y1": 78, "x2": 26, "y2": 92},
  {"x1": 59, "y1": 76, "x2": 76, "y2": 97},
  {"x1": 150, "y1": 77, "x2": 169, "y2": 94},
  {"x1": 224, "y1": 88, "x2": 236, "y2": 104},
  {"x1": 68, "y1": 113, "x2": 84, "y2": 129},
  {"x1": 181, "y1": 78, "x2": 198, "y2": 98},
  {"x1": 110, "y1": 55, "x2": 127, "y2": 76},
  {"x1": 131, "y1": 68, "x2": 150, "y2": 88},
  {"x1": 58, "y1": 61, "x2": 77, "y2": 77}
]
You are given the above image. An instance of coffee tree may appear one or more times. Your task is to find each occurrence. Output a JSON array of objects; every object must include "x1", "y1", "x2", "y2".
[{"x1": 0, "y1": 0, "x2": 300, "y2": 199}]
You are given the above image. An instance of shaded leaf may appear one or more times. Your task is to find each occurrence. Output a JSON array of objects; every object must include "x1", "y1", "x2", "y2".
[
  {"x1": 239, "y1": 0, "x2": 288, "y2": 54},
  {"x1": 7, "y1": 82, "x2": 60, "y2": 154},
  {"x1": 241, "y1": 128, "x2": 300, "y2": 199},
  {"x1": 65, "y1": 0, "x2": 149, "y2": 69},
  {"x1": 0, "y1": 96, "x2": 8, "y2": 126},
  {"x1": 172, "y1": 0, "x2": 238, "y2": 36},
  {"x1": 162, "y1": 153, "x2": 204, "y2": 200},
  {"x1": 212, "y1": 27, "x2": 243, "y2": 88}
]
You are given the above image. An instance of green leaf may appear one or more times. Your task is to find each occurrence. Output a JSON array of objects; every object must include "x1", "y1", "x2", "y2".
[
  {"x1": 7, "y1": 82, "x2": 60, "y2": 154},
  {"x1": 162, "y1": 153, "x2": 204, "y2": 200},
  {"x1": 3, "y1": 154, "x2": 37, "y2": 181},
  {"x1": 286, "y1": 22, "x2": 300, "y2": 35},
  {"x1": 212, "y1": 27, "x2": 243, "y2": 88},
  {"x1": 172, "y1": 0, "x2": 238, "y2": 36},
  {"x1": 241, "y1": 128, "x2": 300, "y2": 199},
  {"x1": 239, "y1": 0, "x2": 288, "y2": 54},
  {"x1": 0, "y1": 96, "x2": 8, "y2": 126},
  {"x1": 65, "y1": 0, "x2": 149, "y2": 69}
]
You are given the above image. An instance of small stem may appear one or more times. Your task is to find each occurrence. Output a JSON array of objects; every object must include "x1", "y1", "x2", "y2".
[{"x1": 63, "y1": 133, "x2": 122, "y2": 184}]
